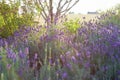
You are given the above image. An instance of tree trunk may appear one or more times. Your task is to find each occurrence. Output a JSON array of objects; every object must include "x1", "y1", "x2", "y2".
[{"x1": 49, "y1": 0, "x2": 53, "y2": 25}]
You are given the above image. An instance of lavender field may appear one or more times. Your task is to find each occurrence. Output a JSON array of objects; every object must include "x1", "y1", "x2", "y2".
[{"x1": 0, "y1": 0, "x2": 120, "y2": 80}]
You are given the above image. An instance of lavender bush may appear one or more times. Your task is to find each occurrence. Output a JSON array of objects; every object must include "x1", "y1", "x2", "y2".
[{"x1": 0, "y1": 6, "x2": 120, "y2": 80}]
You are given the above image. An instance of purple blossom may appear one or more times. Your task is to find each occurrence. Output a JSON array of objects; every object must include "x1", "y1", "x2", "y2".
[
  {"x1": 66, "y1": 63, "x2": 72, "y2": 69},
  {"x1": 65, "y1": 51, "x2": 71, "y2": 55},
  {"x1": 62, "y1": 72, "x2": 67, "y2": 78},
  {"x1": 86, "y1": 51, "x2": 91, "y2": 58},
  {"x1": 0, "y1": 56, "x2": 2, "y2": 60},
  {"x1": 11, "y1": 53, "x2": 17, "y2": 62},
  {"x1": 71, "y1": 56, "x2": 76, "y2": 62},
  {"x1": 19, "y1": 50, "x2": 26, "y2": 59},
  {"x1": 102, "y1": 65, "x2": 109, "y2": 71},
  {"x1": 76, "y1": 52, "x2": 81, "y2": 57},
  {"x1": 17, "y1": 68, "x2": 23, "y2": 77},
  {"x1": 113, "y1": 41, "x2": 120, "y2": 47},
  {"x1": 0, "y1": 39, "x2": 4, "y2": 46},
  {"x1": 84, "y1": 62, "x2": 90, "y2": 69},
  {"x1": 6, "y1": 48, "x2": 16, "y2": 61},
  {"x1": 7, "y1": 64, "x2": 11, "y2": 70},
  {"x1": 49, "y1": 58, "x2": 53, "y2": 65},
  {"x1": 34, "y1": 53, "x2": 38, "y2": 59},
  {"x1": 117, "y1": 70, "x2": 120, "y2": 75},
  {"x1": 24, "y1": 47, "x2": 29, "y2": 55}
]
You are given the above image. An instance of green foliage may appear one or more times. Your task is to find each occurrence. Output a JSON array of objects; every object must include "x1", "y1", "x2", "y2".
[
  {"x1": 63, "y1": 19, "x2": 80, "y2": 33},
  {"x1": 0, "y1": 1, "x2": 34, "y2": 38},
  {"x1": 0, "y1": 14, "x2": 5, "y2": 28}
]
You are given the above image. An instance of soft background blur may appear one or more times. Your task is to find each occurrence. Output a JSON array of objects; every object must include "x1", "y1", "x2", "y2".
[{"x1": 70, "y1": 0, "x2": 120, "y2": 14}]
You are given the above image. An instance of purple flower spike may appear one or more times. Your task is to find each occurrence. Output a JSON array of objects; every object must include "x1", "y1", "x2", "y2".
[
  {"x1": 117, "y1": 70, "x2": 120, "y2": 75},
  {"x1": 66, "y1": 63, "x2": 72, "y2": 69},
  {"x1": 19, "y1": 50, "x2": 26, "y2": 59},
  {"x1": 6, "y1": 48, "x2": 16, "y2": 59},
  {"x1": 7, "y1": 64, "x2": 11, "y2": 70},
  {"x1": 86, "y1": 51, "x2": 91, "y2": 58},
  {"x1": 62, "y1": 72, "x2": 67, "y2": 78},
  {"x1": 65, "y1": 51, "x2": 70, "y2": 55},
  {"x1": 0, "y1": 56, "x2": 2, "y2": 60},
  {"x1": 76, "y1": 52, "x2": 81, "y2": 57},
  {"x1": 71, "y1": 56, "x2": 76, "y2": 62},
  {"x1": 84, "y1": 62, "x2": 90, "y2": 69},
  {"x1": 34, "y1": 53, "x2": 38, "y2": 59},
  {"x1": 24, "y1": 47, "x2": 29, "y2": 55},
  {"x1": 10, "y1": 53, "x2": 17, "y2": 62},
  {"x1": 102, "y1": 65, "x2": 108, "y2": 71}
]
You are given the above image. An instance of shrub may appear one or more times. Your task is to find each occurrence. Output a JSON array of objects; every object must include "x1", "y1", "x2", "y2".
[
  {"x1": 0, "y1": 4, "x2": 120, "y2": 80},
  {"x1": 63, "y1": 19, "x2": 80, "y2": 33},
  {"x1": 0, "y1": 1, "x2": 34, "y2": 38}
]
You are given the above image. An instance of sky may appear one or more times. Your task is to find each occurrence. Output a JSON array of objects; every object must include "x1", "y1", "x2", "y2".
[{"x1": 70, "y1": 0, "x2": 120, "y2": 14}]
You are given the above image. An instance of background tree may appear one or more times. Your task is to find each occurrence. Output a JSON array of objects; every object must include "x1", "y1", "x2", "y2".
[{"x1": 34, "y1": 0, "x2": 79, "y2": 25}]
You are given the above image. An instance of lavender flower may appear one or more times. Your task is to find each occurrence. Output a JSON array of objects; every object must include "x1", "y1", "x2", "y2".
[
  {"x1": 0, "y1": 56, "x2": 2, "y2": 60},
  {"x1": 84, "y1": 62, "x2": 90, "y2": 69},
  {"x1": 24, "y1": 47, "x2": 29, "y2": 55},
  {"x1": 62, "y1": 72, "x2": 67, "y2": 79},
  {"x1": 7, "y1": 64, "x2": 11, "y2": 70},
  {"x1": 34, "y1": 53, "x2": 38, "y2": 59},
  {"x1": 66, "y1": 63, "x2": 72, "y2": 69},
  {"x1": 6, "y1": 48, "x2": 16, "y2": 59},
  {"x1": 71, "y1": 56, "x2": 76, "y2": 62},
  {"x1": 117, "y1": 70, "x2": 120, "y2": 75},
  {"x1": 19, "y1": 50, "x2": 26, "y2": 59}
]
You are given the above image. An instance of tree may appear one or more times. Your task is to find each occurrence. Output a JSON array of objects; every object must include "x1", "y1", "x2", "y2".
[{"x1": 34, "y1": 0, "x2": 79, "y2": 25}]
